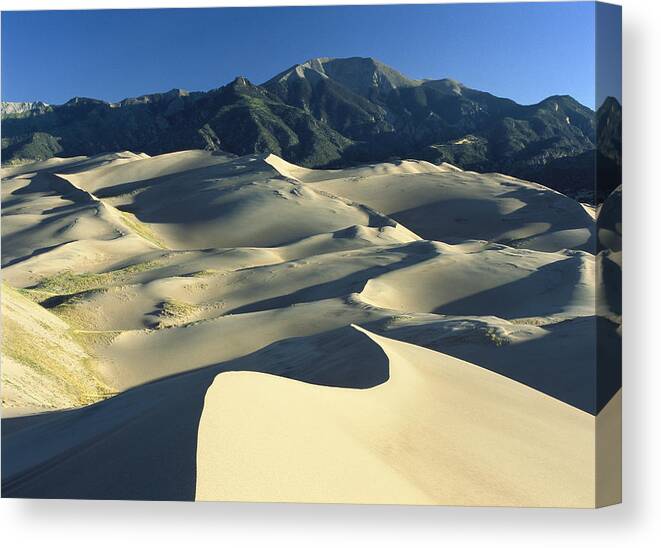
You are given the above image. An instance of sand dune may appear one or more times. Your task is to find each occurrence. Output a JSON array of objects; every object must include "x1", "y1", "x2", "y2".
[
  {"x1": 0, "y1": 169, "x2": 163, "y2": 279},
  {"x1": 1, "y1": 284, "x2": 110, "y2": 414},
  {"x1": 0, "y1": 150, "x2": 147, "y2": 179},
  {"x1": 2, "y1": 325, "x2": 612, "y2": 506},
  {"x1": 59, "y1": 149, "x2": 236, "y2": 194},
  {"x1": 17, "y1": 239, "x2": 591, "y2": 337},
  {"x1": 359, "y1": 243, "x2": 595, "y2": 320},
  {"x1": 58, "y1": 153, "x2": 412, "y2": 250},
  {"x1": 197, "y1": 326, "x2": 596, "y2": 506},
  {"x1": 1, "y1": 150, "x2": 619, "y2": 506},
  {"x1": 1, "y1": 235, "x2": 162, "y2": 288},
  {"x1": 91, "y1": 294, "x2": 615, "y2": 415},
  {"x1": 267, "y1": 155, "x2": 595, "y2": 253}
]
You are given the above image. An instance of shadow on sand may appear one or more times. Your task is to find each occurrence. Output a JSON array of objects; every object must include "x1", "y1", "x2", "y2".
[{"x1": 1, "y1": 325, "x2": 388, "y2": 501}]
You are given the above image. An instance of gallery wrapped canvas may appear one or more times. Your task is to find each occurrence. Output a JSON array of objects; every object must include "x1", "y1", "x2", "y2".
[{"x1": 1, "y1": 1, "x2": 621, "y2": 507}]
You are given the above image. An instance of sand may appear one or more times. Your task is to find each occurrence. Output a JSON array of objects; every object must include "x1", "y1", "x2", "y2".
[
  {"x1": 266, "y1": 154, "x2": 596, "y2": 253},
  {"x1": 1, "y1": 284, "x2": 111, "y2": 412},
  {"x1": 196, "y1": 325, "x2": 596, "y2": 507},
  {"x1": 1, "y1": 150, "x2": 620, "y2": 506}
]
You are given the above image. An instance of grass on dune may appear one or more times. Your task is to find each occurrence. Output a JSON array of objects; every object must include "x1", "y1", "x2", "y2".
[
  {"x1": 22, "y1": 260, "x2": 162, "y2": 298},
  {"x1": 1, "y1": 284, "x2": 114, "y2": 407},
  {"x1": 3, "y1": 318, "x2": 113, "y2": 405},
  {"x1": 17, "y1": 261, "x2": 162, "y2": 331},
  {"x1": 49, "y1": 293, "x2": 109, "y2": 330},
  {"x1": 151, "y1": 298, "x2": 199, "y2": 329},
  {"x1": 158, "y1": 299, "x2": 198, "y2": 318},
  {"x1": 186, "y1": 269, "x2": 220, "y2": 278},
  {"x1": 118, "y1": 210, "x2": 167, "y2": 249},
  {"x1": 71, "y1": 329, "x2": 123, "y2": 348}
]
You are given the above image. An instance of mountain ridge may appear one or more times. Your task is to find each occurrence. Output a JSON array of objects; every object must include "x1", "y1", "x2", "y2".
[{"x1": 1, "y1": 56, "x2": 621, "y2": 201}]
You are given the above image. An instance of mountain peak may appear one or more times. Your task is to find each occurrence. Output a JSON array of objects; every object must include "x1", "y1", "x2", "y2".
[
  {"x1": 64, "y1": 96, "x2": 108, "y2": 107},
  {"x1": 116, "y1": 88, "x2": 191, "y2": 107},
  {"x1": 164, "y1": 88, "x2": 189, "y2": 97},
  {"x1": 302, "y1": 55, "x2": 382, "y2": 69},
  {"x1": 231, "y1": 76, "x2": 252, "y2": 87},
  {"x1": 421, "y1": 78, "x2": 465, "y2": 95},
  {"x1": 1, "y1": 101, "x2": 50, "y2": 116},
  {"x1": 265, "y1": 56, "x2": 418, "y2": 98},
  {"x1": 534, "y1": 95, "x2": 593, "y2": 115},
  {"x1": 598, "y1": 96, "x2": 621, "y2": 113}
]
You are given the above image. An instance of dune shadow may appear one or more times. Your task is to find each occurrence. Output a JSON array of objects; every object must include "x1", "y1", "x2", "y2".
[
  {"x1": 1, "y1": 366, "x2": 218, "y2": 501},
  {"x1": 1, "y1": 325, "x2": 388, "y2": 500},
  {"x1": 92, "y1": 156, "x2": 276, "y2": 224},
  {"x1": 391, "y1": 197, "x2": 505, "y2": 242},
  {"x1": 0, "y1": 201, "x2": 105, "y2": 268},
  {"x1": 225, "y1": 241, "x2": 437, "y2": 316},
  {"x1": 222, "y1": 324, "x2": 389, "y2": 389},
  {"x1": 598, "y1": 252, "x2": 622, "y2": 317},
  {"x1": 433, "y1": 256, "x2": 584, "y2": 319},
  {"x1": 496, "y1": 186, "x2": 596, "y2": 250},
  {"x1": 41, "y1": 202, "x2": 88, "y2": 215},
  {"x1": 390, "y1": 186, "x2": 595, "y2": 251},
  {"x1": 1, "y1": 240, "x2": 76, "y2": 268},
  {"x1": 368, "y1": 315, "x2": 619, "y2": 415},
  {"x1": 596, "y1": 317, "x2": 622, "y2": 413},
  {"x1": 10, "y1": 173, "x2": 60, "y2": 196}
]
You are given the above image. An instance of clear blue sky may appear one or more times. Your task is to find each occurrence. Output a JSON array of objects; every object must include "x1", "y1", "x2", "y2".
[{"x1": 2, "y1": 2, "x2": 611, "y2": 109}]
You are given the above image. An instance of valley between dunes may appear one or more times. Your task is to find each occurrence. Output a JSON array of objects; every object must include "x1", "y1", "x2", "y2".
[{"x1": 1, "y1": 149, "x2": 621, "y2": 506}]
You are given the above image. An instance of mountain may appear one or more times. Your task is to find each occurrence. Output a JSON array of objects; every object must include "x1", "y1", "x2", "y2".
[
  {"x1": 266, "y1": 57, "x2": 420, "y2": 101},
  {"x1": 596, "y1": 97, "x2": 622, "y2": 201},
  {"x1": 1, "y1": 57, "x2": 616, "y2": 200},
  {"x1": 0, "y1": 100, "x2": 51, "y2": 117},
  {"x1": 1, "y1": 77, "x2": 351, "y2": 168},
  {"x1": 526, "y1": 96, "x2": 621, "y2": 202},
  {"x1": 263, "y1": 58, "x2": 597, "y2": 184},
  {"x1": 597, "y1": 96, "x2": 622, "y2": 165}
]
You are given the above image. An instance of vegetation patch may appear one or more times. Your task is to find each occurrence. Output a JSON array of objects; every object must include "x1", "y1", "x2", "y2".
[
  {"x1": 1, "y1": 290, "x2": 113, "y2": 408},
  {"x1": 118, "y1": 210, "x2": 167, "y2": 248},
  {"x1": 16, "y1": 287, "x2": 54, "y2": 304},
  {"x1": 483, "y1": 327, "x2": 511, "y2": 347},
  {"x1": 152, "y1": 298, "x2": 199, "y2": 329},
  {"x1": 509, "y1": 317, "x2": 556, "y2": 327},
  {"x1": 158, "y1": 299, "x2": 197, "y2": 318},
  {"x1": 49, "y1": 292, "x2": 109, "y2": 329},
  {"x1": 185, "y1": 269, "x2": 219, "y2": 278},
  {"x1": 72, "y1": 330, "x2": 122, "y2": 349},
  {"x1": 25, "y1": 260, "x2": 161, "y2": 297}
]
